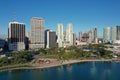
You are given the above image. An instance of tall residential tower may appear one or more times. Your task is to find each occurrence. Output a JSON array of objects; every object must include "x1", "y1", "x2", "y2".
[
  {"x1": 116, "y1": 26, "x2": 120, "y2": 40},
  {"x1": 57, "y1": 24, "x2": 64, "y2": 47},
  {"x1": 46, "y1": 30, "x2": 56, "y2": 48},
  {"x1": 66, "y1": 23, "x2": 73, "y2": 46},
  {"x1": 111, "y1": 26, "x2": 117, "y2": 41},
  {"x1": 8, "y1": 22, "x2": 25, "y2": 51},
  {"x1": 30, "y1": 17, "x2": 45, "y2": 49},
  {"x1": 103, "y1": 27, "x2": 111, "y2": 43}
]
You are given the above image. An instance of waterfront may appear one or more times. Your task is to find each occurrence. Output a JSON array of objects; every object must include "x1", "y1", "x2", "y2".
[{"x1": 0, "y1": 62, "x2": 120, "y2": 80}]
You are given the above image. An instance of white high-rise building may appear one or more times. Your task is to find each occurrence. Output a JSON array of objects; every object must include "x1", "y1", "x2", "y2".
[
  {"x1": 103, "y1": 27, "x2": 111, "y2": 43},
  {"x1": 30, "y1": 17, "x2": 45, "y2": 49},
  {"x1": 8, "y1": 22, "x2": 25, "y2": 51},
  {"x1": 57, "y1": 24, "x2": 64, "y2": 47},
  {"x1": 111, "y1": 26, "x2": 117, "y2": 41},
  {"x1": 66, "y1": 23, "x2": 73, "y2": 46}
]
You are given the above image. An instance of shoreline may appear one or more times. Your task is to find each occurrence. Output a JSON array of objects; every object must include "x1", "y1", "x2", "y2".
[{"x1": 0, "y1": 59, "x2": 120, "y2": 72}]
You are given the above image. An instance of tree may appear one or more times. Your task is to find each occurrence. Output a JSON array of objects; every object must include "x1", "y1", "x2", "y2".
[
  {"x1": 0, "y1": 57, "x2": 10, "y2": 66},
  {"x1": 13, "y1": 51, "x2": 33, "y2": 64}
]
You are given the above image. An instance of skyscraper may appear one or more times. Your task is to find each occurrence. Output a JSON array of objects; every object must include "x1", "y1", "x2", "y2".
[
  {"x1": 8, "y1": 22, "x2": 25, "y2": 51},
  {"x1": 57, "y1": 24, "x2": 64, "y2": 47},
  {"x1": 103, "y1": 27, "x2": 111, "y2": 43},
  {"x1": 30, "y1": 17, "x2": 45, "y2": 49},
  {"x1": 116, "y1": 26, "x2": 120, "y2": 40},
  {"x1": 73, "y1": 33, "x2": 76, "y2": 45},
  {"x1": 111, "y1": 26, "x2": 117, "y2": 41},
  {"x1": 88, "y1": 30, "x2": 92, "y2": 43},
  {"x1": 66, "y1": 23, "x2": 73, "y2": 46},
  {"x1": 78, "y1": 32, "x2": 82, "y2": 41},
  {"x1": 46, "y1": 30, "x2": 56, "y2": 48},
  {"x1": 92, "y1": 28, "x2": 97, "y2": 43},
  {"x1": 45, "y1": 29, "x2": 50, "y2": 48}
]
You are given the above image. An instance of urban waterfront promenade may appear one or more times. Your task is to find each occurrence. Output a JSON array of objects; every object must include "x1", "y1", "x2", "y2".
[{"x1": 0, "y1": 58, "x2": 119, "y2": 72}]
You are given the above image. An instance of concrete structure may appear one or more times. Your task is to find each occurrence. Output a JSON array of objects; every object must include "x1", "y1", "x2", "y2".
[
  {"x1": 45, "y1": 29, "x2": 50, "y2": 48},
  {"x1": 103, "y1": 26, "x2": 120, "y2": 44},
  {"x1": 66, "y1": 23, "x2": 73, "y2": 46},
  {"x1": 88, "y1": 30, "x2": 92, "y2": 43},
  {"x1": 63, "y1": 31, "x2": 66, "y2": 43},
  {"x1": 92, "y1": 28, "x2": 97, "y2": 43},
  {"x1": 57, "y1": 23, "x2": 64, "y2": 47},
  {"x1": 116, "y1": 26, "x2": 120, "y2": 40},
  {"x1": 25, "y1": 32, "x2": 30, "y2": 50},
  {"x1": 82, "y1": 33, "x2": 89, "y2": 42},
  {"x1": 8, "y1": 22, "x2": 25, "y2": 51},
  {"x1": 111, "y1": 26, "x2": 117, "y2": 41},
  {"x1": 73, "y1": 33, "x2": 76, "y2": 45},
  {"x1": 78, "y1": 32, "x2": 82, "y2": 41},
  {"x1": 77, "y1": 28, "x2": 97, "y2": 44},
  {"x1": 103, "y1": 27, "x2": 111, "y2": 43},
  {"x1": 30, "y1": 17, "x2": 45, "y2": 49},
  {"x1": 76, "y1": 40, "x2": 87, "y2": 45},
  {"x1": 46, "y1": 30, "x2": 56, "y2": 48}
]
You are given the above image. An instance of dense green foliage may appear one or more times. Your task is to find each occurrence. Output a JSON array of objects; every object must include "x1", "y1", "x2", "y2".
[
  {"x1": 0, "y1": 44, "x2": 114, "y2": 67},
  {"x1": 13, "y1": 51, "x2": 33, "y2": 64},
  {"x1": 39, "y1": 44, "x2": 113, "y2": 60},
  {"x1": 0, "y1": 57, "x2": 10, "y2": 66},
  {"x1": 0, "y1": 51, "x2": 33, "y2": 66}
]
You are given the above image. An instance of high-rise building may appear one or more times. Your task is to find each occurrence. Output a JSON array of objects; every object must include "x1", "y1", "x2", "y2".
[
  {"x1": 45, "y1": 29, "x2": 50, "y2": 48},
  {"x1": 91, "y1": 28, "x2": 97, "y2": 43},
  {"x1": 78, "y1": 32, "x2": 82, "y2": 41},
  {"x1": 111, "y1": 26, "x2": 117, "y2": 41},
  {"x1": 103, "y1": 26, "x2": 120, "y2": 43},
  {"x1": 30, "y1": 17, "x2": 45, "y2": 49},
  {"x1": 103, "y1": 27, "x2": 111, "y2": 43},
  {"x1": 82, "y1": 33, "x2": 89, "y2": 42},
  {"x1": 66, "y1": 23, "x2": 73, "y2": 46},
  {"x1": 73, "y1": 33, "x2": 76, "y2": 45},
  {"x1": 63, "y1": 31, "x2": 66, "y2": 42},
  {"x1": 57, "y1": 24, "x2": 64, "y2": 47},
  {"x1": 78, "y1": 28, "x2": 97, "y2": 44},
  {"x1": 46, "y1": 30, "x2": 56, "y2": 48},
  {"x1": 88, "y1": 30, "x2": 92, "y2": 43},
  {"x1": 25, "y1": 32, "x2": 30, "y2": 50},
  {"x1": 8, "y1": 22, "x2": 25, "y2": 51},
  {"x1": 116, "y1": 26, "x2": 120, "y2": 40}
]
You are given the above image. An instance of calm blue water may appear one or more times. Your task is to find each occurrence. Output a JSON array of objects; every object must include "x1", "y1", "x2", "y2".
[{"x1": 0, "y1": 62, "x2": 120, "y2": 80}]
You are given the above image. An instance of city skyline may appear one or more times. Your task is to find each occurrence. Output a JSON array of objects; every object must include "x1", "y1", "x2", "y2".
[
  {"x1": 103, "y1": 26, "x2": 120, "y2": 43},
  {"x1": 1, "y1": 0, "x2": 120, "y2": 38}
]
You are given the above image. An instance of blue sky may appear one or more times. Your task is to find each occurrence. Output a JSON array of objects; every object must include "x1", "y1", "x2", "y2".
[{"x1": 0, "y1": 0, "x2": 120, "y2": 38}]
